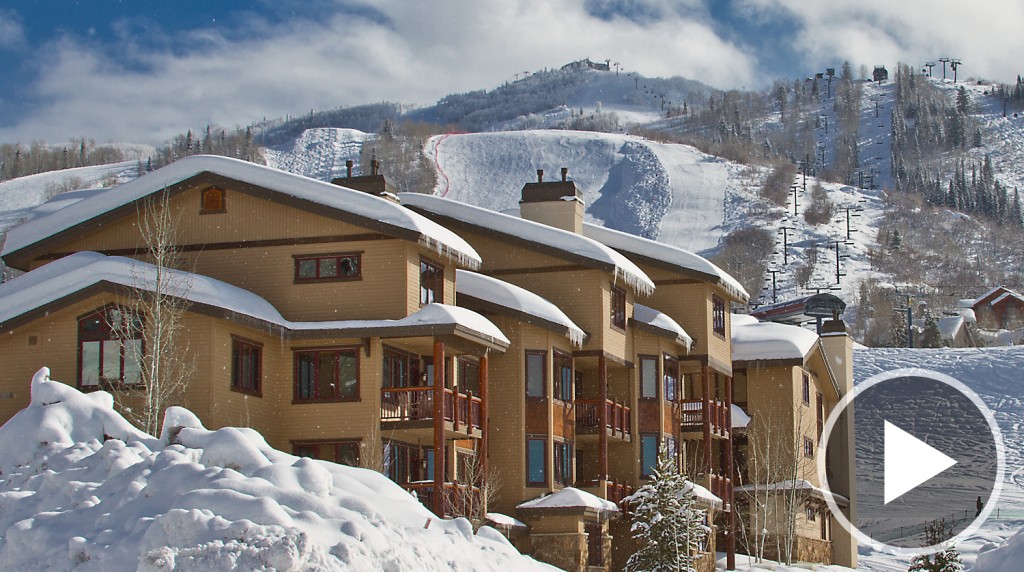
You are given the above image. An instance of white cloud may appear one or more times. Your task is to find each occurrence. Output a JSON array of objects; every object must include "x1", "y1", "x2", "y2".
[
  {"x1": 0, "y1": 0, "x2": 759, "y2": 145},
  {"x1": 0, "y1": 9, "x2": 24, "y2": 48},
  {"x1": 737, "y1": 0, "x2": 1024, "y2": 82}
]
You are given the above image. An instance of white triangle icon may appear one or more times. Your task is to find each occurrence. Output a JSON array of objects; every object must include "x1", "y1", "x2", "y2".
[{"x1": 884, "y1": 420, "x2": 958, "y2": 504}]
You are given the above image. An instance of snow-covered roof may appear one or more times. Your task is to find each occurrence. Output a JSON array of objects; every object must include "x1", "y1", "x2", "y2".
[
  {"x1": 735, "y1": 479, "x2": 849, "y2": 507},
  {"x1": 3, "y1": 155, "x2": 482, "y2": 269},
  {"x1": 682, "y1": 481, "x2": 723, "y2": 510},
  {"x1": 582, "y1": 222, "x2": 748, "y2": 302},
  {"x1": 484, "y1": 513, "x2": 527, "y2": 529},
  {"x1": 398, "y1": 193, "x2": 654, "y2": 295},
  {"x1": 517, "y1": 487, "x2": 619, "y2": 513},
  {"x1": 731, "y1": 404, "x2": 751, "y2": 428},
  {"x1": 456, "y1": 270, "x2": 585, "y2": 346},
  {"x1": 938, "y1": 316, "x2": 965, "y2": 340},
  {"x1": 0, "y1": 368, "x2": 552, "y2": 570},
  {"x1": 991, "y1": 290, "x2": 1024, "y2": 307},
  {"x1": 730, "y1": 315, "x2": 819, "y2": 362},
  {"x1": 960, "y1": 307, "x2": 977, "y2": 323},
  {"x1": 0, "y1": 252, "x2": 509, "y2": 348},
  {"x1": 632, "y1": 303, "x2": 692, "y2": 348}
]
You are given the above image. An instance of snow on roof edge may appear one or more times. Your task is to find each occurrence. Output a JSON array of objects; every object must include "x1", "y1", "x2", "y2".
[
  {"x1": 633, "y1": 303, "x2": 692, "y2": 348},
  {"x1": 3, "y1": 155, "x2": 482, "y2": 270},
  {"x1": 398, "y1": 192, "x2": 654, "y2": 296}
]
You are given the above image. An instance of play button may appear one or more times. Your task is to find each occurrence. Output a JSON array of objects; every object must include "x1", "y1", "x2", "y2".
[
  {"x1": 884, "y1": 420, "x2": 957, "y2": 504},
  {"x1": 819, "y1": 368, "x2": 1005, "y2": 555}
]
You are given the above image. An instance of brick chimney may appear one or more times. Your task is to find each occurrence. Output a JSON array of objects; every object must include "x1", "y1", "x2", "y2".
[
  {"x1": 330, "y1": 159, "x2": 399, "y2": 203},
  {"x1": 519, "y1": 167, "x2": 585, "y2": 234}
]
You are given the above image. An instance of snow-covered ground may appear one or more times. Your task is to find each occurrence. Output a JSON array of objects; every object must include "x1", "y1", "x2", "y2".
[
  {"x1": 263, "y1": 128, "x2": 367, "y2": 183},
  {"x1": 0, "y1": 368, "x2": 553, "y2": 571}
]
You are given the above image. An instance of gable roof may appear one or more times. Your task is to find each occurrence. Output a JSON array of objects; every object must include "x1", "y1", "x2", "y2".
[
  {"x1": 2, "y1": 155, "x2": 481, "y2": 270},
  {"x1": 990, "y1": 290, "x2": 1024, "y2": 307},
  {"x1": 455, "y1": 270, "x2": 586, "y2": 346},
  {"x1": 0, "y1": 252, "x2": 508, "y2": 350},
  {"x1": 581, "y1": 222, "x2": 748, "y2": 302},
  {"x1": 398, "y1": 193, "x2": 654, "y2": 296}
]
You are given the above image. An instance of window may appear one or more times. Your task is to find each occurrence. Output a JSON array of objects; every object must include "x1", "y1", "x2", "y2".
[
  {"x1": 806, "y1": 506, "x2": 817, "y2": 522},
  {"x1": 527, "y1": 438, "x2": 546, "y2": 485},
  {"x1": 663, "y1": 354, "x2": 679, "y2": 402},
  {"x1": 384, "y1": 441, "x2": 432, "y2": 484},
  {"x1": 804, "y1": 436, "x2": 815, "y2": 458},
  {"x1": 713, "y1": 295, "x2": 726, "y2": 337},
  {"x1": 639, "y1": 356, "x2": 658, "y2": 399},
  {"x1": 663, "y1": 436, "x2": 679, "y2": 466},
  {"x1": 294, "y1": 253, "x2": 361, "y2": 283},
  {"x1": 553, "y1": 440, "x2": 572, "y2": 486},
  {"x1": 200, "y1": 186, "x2": 225, "y2": 213},
  {"x1": 802, "y1": 372, "x2": 811, "y2": 405},
  {"x1": 816, "y1": 392, "x2": 824, "y2": 440},
  {"x1": 525, "y1": 351, "x2": 546, "y2": 398},
  {"x1": 610, "y1": 285, "x2": 626, "y2": 329},
  {"x1": 553, "y1": 351, "x2": 573, "y2": 402},
  {"x1": 294, "y1": 348, "x2": 359, "y2": 402},
  {"x1": 419, "y1": 259, "x2": 444, "y2": 305},
  {"x1": 294, "y1": 441, "x2": 360, "y2": 466},
  {"x1": 78, "y1": 306, "x2": 143, "y2": 388},
  {"x1": 383, "y1": 347, "x2": 420, "y2": 388},
  {"x1": 641, "y1": 434, "x2": 659, "y2": 478},
  {"x1": 231, "y1": 336, "x2": 262, "y2": 396},
  {"x1": 457, "y1": 357, "x2": 480, "y2": 395}
]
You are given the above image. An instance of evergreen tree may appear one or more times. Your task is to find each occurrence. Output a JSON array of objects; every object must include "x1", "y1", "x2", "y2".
[
  {"x1": 921, "y1": 311, "x2": 944, "y2": 348},
  {"x1": 908, "y1": 519, "x2": 963, "y2": 572},
  {"x1": 625, "y1": 447, "x2": 710, "y2": 572}
]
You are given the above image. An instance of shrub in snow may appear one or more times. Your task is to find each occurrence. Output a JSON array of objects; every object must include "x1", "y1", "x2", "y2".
[
  {"x1": 624, "y1": 447, "x2": 710, "y2": 572},
  {"x1": 0, "y1": 368, "x2": 555, "y2": 571},
  {"x1": 907, "y1": 519, "x2": 963, "y2": 572}
]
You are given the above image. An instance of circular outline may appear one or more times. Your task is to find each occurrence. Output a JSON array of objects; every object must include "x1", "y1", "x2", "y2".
[{"x1": 817, "y1": 367, "x2": 1006, "y2": 556}]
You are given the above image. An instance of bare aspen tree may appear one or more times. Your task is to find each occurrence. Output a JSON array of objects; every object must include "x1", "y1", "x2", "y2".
[
  {"x1": 444, "y1": 452, "x2": 501, "y2": 530},
  {"x1": 111, "y1": 188, "x2": 195, "y2": 436}
]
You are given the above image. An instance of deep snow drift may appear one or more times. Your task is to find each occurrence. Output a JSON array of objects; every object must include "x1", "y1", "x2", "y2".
[{"x1": 0, "y1": 368, "x2": 553, "y2": 571}]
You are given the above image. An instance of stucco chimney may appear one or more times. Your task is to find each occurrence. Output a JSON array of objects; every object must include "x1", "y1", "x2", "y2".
[
  {"x1": 346, "y1": 160, "x2": 353, "y2": 178},
  {"x1": 330, "y1": 161, "x2": 399, "y2": 204},
  {"x1": 519, "y1": 167, "x2": 585, "y2": 234}
]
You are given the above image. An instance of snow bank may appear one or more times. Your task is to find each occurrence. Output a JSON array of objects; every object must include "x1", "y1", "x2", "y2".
[
  {"x1": 0, "y1": 369, "x2": 553, "y2": 571},
  {"x1": 972, "y1": 525, "x2": 1024, "y2": 572}
]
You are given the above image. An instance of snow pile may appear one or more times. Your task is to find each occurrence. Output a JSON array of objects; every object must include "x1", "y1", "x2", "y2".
[
  {"x1": 0, "y1": 368, "x2": 553, "y2": 571},
  {"x1": 972, "y1": 525, "x2": 1024, "y2": 572}
]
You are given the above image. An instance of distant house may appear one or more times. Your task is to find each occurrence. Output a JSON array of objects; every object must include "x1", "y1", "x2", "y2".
[{"x1": 966, "y1": 287, "x2": 1024, "y2": 329}]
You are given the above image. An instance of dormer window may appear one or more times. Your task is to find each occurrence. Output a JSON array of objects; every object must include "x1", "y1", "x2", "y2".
[{"x1": 200, "y1": 187, "x2": 226, "y2": 214}]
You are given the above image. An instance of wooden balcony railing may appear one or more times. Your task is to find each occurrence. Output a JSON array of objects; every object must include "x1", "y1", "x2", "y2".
[
  {"x1": 700, "y1": 472, "x2": 732, "y2": 510},
  {"x1": 679, "y1": 399, "x2": 729, "y2": 433},
  {"x1": 580, "y1": 478, "x2": 635, "y2": 506},
  {"x1": 380, "y1": 387, "x2": 482, "y2": 432},
  {"x1": 403, "y1": 481, "x2": 481, "y2": 517},
  {"x1": 576, "y1": 398, "x2": 631, "y2": 438}
]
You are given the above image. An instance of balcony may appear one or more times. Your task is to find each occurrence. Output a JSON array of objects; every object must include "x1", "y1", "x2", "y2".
[
  {"x1": 380, "y1": 387, "x2": 482, "y2": 438},
  {"x1": 403, "y1": 481, "x2": 481, "y2": 518},
  {"x1": 698, "y1": 472, "x2": 732, "y2": 512},
  {"x1": 576, "y1": 398, "x2": 631, "y2": 441},
  {"x1": 679, "y1": 399, "x2": 729, "y2": 437},
  {"x1": 579, "y1": 478, "x2": 635, "y2": 507}
]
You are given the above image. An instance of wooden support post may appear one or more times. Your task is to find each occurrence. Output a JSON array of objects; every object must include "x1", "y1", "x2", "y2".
[
  {"x1": 599, "y1": 354, "x2": 608, "y2": 486},
  {"x1": 701, "y1": 365, "x2": 712, "y2": 477},
  {"x1": 479, "y1": 353, "x2": 489, "y2": 479},
  {"x1": 725, "y1": 374, "x2": 736, "y2": 570},
  {"x1": 433, "y1": 340, "x2": 446, "y2": 516}
]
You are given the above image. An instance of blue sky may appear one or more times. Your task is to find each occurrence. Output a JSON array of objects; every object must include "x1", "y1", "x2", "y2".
[{"x1": 1, "y1": 0, "x2": 1021, "y2": 146}]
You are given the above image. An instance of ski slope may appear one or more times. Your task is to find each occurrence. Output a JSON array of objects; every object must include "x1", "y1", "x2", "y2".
[{"x1": 263, "y1": 128, "x2": 367, "y2": 182}]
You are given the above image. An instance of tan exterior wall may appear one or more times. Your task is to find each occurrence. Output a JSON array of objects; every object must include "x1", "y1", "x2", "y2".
[{"x1": 640, "y1": 278, "x2": 731, "y2": 375}]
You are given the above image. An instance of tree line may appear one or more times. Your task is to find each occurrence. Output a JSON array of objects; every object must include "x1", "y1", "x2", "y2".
[{"x1": 0, "y1": 139, "x2": 129, "y2": 182}]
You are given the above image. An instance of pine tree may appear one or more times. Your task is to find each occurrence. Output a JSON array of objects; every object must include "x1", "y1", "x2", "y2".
[
  {"x1": 908, "y1": 519, "x2": 963, "y2": 572},
  {"x1": 921, "y1": 311, "x2": 944, "y2": 348},
  {"x1": 625, "y1": 447, "x2": 710, "y2": 572}
]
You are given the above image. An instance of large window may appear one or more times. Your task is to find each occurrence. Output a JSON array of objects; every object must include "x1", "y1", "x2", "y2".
[
  {"x1": 641, "y1": 434, "x2": 659, "y2": 478},
  {"x1": 553, "y1": 351, "x2": 573, "y2": 402},
  {"x1": 384, "y1": 441, "x2": 433, "y2": 484},
  {"x1": 554, "y1": 440, "x2": 572, "y2": 486},
  {"x1": 527, "y1": 437, "x2": 546, "y2": 485},
  {"x1": 525, "y1": 350, "x2": 546, "y2": 398},
  {"x1": 663, "y1": 354, "x2": 679, "y2": 402},
  {"x1": 231, "y1": 336, "x2": 262, "y2": 396},
  {"x1": 294, "y1": 348, "x2": 359, "y2": 402},
  {"x1": 639, "y1": 356, "x2": 658, "y2": 399},
  {"x1": 294, "y1": 440, "x2": 359, "y2": 466},
  {"x1": 610, "y1": 285, "x2": 626, "y2": 329},
  {"x1": 420, "y1": 259, "x2": 444, "y2": 305},
  {"x1": 78, "y1": 306, "x2": 143, "y2": 388},
  {"x1": 383, "y1": 347, "x2": 420, "y2": 388},
  {"x1": 294, "y1": 253, "x2": 361, "y2": 283},
  {"x1": 713, "y1": 295, "x2": 726, "y2": 337}
]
